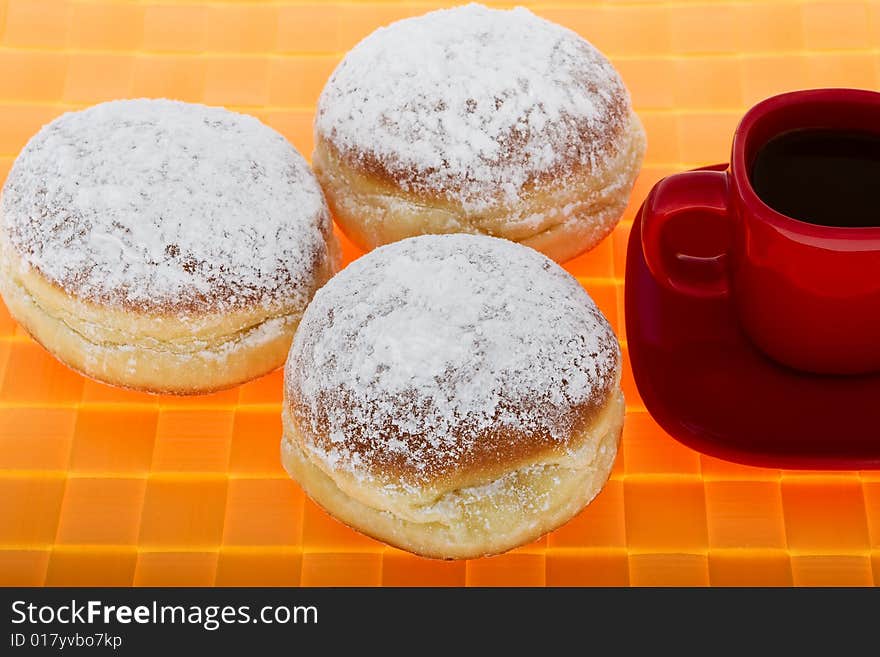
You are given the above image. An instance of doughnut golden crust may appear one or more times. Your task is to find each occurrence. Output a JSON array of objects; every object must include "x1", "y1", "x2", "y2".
[
  {"x1": 283, "y1": 234, "x2": 623, "y2": 559},
  {"x1": 283, "y1": 390, "x2": 623, "y2": 560},
  {"x1": 0, "y1": 99, "x2": 339, "y2": 394},
  {"x1": 0, "y1": 241, "x2": 337, "y2": 394},
  {"x1": 313, "y1": 4, "x2": 646, "y2": 263}
]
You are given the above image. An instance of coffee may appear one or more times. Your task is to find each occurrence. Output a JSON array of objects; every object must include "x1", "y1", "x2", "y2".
[{"x1": 750, "y1": 128, "x2": 880, "y2": 228}]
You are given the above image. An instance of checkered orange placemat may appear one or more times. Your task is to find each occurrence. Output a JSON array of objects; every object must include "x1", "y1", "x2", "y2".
[{"x1": 1, "y1": 0, "x2": 879, "y2": 586}]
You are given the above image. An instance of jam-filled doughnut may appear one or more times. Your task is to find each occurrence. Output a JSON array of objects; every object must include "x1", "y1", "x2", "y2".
[
  {"x1": 283, "y1": 234, "x2": 623, "y2": 559},
  {"x1": 0, "y1": 99, "x2": 339, "y2": 394},
  {"x1": 313, "y1": 3, "x2": 645, "y2": 263}
]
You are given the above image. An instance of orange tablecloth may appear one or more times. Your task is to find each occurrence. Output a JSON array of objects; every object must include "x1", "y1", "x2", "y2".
[{"x1": 1, "y1": 0, "x2": 878, "y2": 586}]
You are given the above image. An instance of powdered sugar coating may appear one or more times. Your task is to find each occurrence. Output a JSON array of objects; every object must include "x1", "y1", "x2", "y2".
[
  {"x1": 2, "y1": 99, "x2": 333, "y2": 314},
  {"x1": 285, "y1": 234, "x2": 620, "y2": 488},
  {"x1": 315, "y1": 3, "x2": 630, "y2": 212}
]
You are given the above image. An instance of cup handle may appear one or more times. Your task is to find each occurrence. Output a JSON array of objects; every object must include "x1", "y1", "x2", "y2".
[{"x1": 640, "y1": 169, "x2": 733, "y2": 299}]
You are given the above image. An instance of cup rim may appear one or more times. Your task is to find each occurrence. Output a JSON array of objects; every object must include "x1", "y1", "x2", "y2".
[{"x1": 731, "y1": 87, "x2": 880, "y2": 241}]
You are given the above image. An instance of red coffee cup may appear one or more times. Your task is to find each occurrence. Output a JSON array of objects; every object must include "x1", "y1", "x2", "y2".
[{"x1": 640, "y1": 88, "x2": 880, "y2": 375}]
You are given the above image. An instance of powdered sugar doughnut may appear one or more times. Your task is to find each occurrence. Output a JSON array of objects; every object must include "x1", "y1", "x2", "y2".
[
  {"x1": 0, "y1": 99, "x2": 339, "y2": 394},
  {"x1": 313, "y1": 3, "x2": 645, "y2": 263},
  {"x1": 282, "y1": 234, "x2": 623, "y2": 559}
]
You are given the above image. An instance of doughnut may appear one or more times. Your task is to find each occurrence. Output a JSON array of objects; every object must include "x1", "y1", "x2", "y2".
[
  {"x1": 0, "y1": 99, "x2": 339, "y2": 394},
  {"x1": 312, "y1": 4, "x2": 646, "y2": 263},
  {"x1": 283, "y1": 234, "x2": 624, "y2": 559}
]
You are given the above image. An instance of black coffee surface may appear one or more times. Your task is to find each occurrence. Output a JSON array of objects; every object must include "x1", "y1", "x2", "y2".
[{"x1": 750, "y1": 128, "x2": 880, "y2": 228}]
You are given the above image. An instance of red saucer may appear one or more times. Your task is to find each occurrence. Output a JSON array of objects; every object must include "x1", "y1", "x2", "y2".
[{"x1": 625, "y1": 178, "x2": 880, "y2": 470}]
